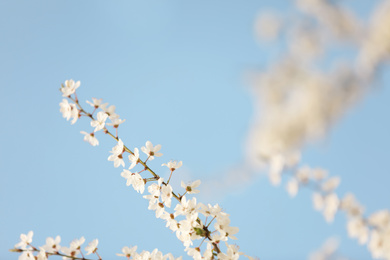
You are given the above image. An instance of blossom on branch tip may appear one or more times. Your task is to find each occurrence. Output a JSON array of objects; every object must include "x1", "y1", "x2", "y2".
[
  {"x1": 286, "y1": 179, "x2": 299, "y2": 197},
  {"x1": 86, "y1": 98, "x2": 103, "y2": 108},
  {"x1": 85, "y1": 239, "x2": 98, "y2": 255},
  {"x1": 198, "y1": 203, "x2": 222, "y2": 217},
  {"x1": 100, "y1": 103, "x2": 117, "y2": 117},
  {"x1": 347, "y1": 218, "x2": 369, "y2": 244},
  {"x1": 141, "y1": 141, "x2": 163, "y2": 160},
  {"x1": 162, "y1": 160, "x2": 183, "y2": 171},
  {"x1": 18, "y1": 250, "x2": 35, "y2": 260},
  {"x1": 121, "y1": 170, "x2": 145, "y2": 193},
  {"x1": 70, "y1": 236, "x2": 85, "y2": 250},
  {"x1": 107, "y1": 118, "x2": 126, "y2": 128},
  {"x1": 108, "y1": 139, "x2": 125, "y2": 167},
  {"x1": 321, "y1": 177, "x2": 341, "y2": 192},
  {"x1": 161, "y1": 184, "x2": 173, "y2": 207},
  {"x1": 181, "y1": 180, "x2": 201, "y2": 194},
  {"x1": 91, "y1": 111, "x2": 108, "y2": 132},
  {"x1": 80, "y1": 131, "x2": 99, "y2": 146},
  {"x1": 117, "y1": 245, "x2": 137, "y2": 258},
  {"x1": 15, "y1": 231, "x2": 33, "y2": 249},
  {"x1": 37, "y1": 248, "x2": 47, "y2": 260},
  {"x1": 61, "y1": 246, "x2": 79, "y2": 260},
  {"x1": 61, "y1": 79, "x2": 80, "y2": 97},
  {"x1": 42, "y1": 236, "x2": 61, "y2": 253},
  {"x1": 128, "y1": 148, "x2": 140, "y2": 169},
  {"x1": 59, "y1": 99, "x2": 79, "y2": 125}
]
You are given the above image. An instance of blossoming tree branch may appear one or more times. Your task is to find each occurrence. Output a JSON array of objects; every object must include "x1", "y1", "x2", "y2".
[{"x1": 11, "y1": 80, "x2": 248, "y2": 260}]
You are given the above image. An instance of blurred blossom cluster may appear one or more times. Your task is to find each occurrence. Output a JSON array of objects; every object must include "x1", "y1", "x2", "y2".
[
  {"x1": 247, "y1": 0, "x2": 390, "y2": 259},
  {"x1": 249, "y1": 0, "x2": 390, "y2": 162}
]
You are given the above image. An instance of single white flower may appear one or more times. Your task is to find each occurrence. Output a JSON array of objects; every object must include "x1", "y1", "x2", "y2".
[
  {"x1": 117, "y1": 246, "x2": 138, "y2": 258},
  {"x1": 161, "y1": 184, "x2": 173, "y2": 207},
  {"x1": 128, "y1": 148, "x2": 140, "y2": 169},
  {"x1": 42, "y1": 236, "x2": 61, "y2": 253},
  {"x1": 107, "y1": 118, "x2": 126, "y2": 128},
  {"x1": 185, "y1": 247, "x2": 202, "y2": 260},
  {"x1": 90, "y1": 111, "x2": 108, "y2": 132},
  {"x1": 218, "y1": 243, "x2": 241, "y2": 260},
  {"x1": 85, "y1": 239, "x2": 98, "y2": 255},
  {"x1": 286, "y1": 179, "x2": 299, "y2": 197},
  {"x1": 312, "y1": 193, "x2": 324, "y2": 211},
  {"x1": 18, "y1": 250, "x2": 35, "y2": 260},
  {"x1": 174, "y1": 196, "x2": 198, "y2": 217},
  {"x1": 149, "y1": 201, "x2": 166, "y2": 218},
  {"x1": 86, "y1": 98, "x2": 103, "y2": 108},
  {"x1": 321, "y1": 177, "x2": 341, "y2": 192},
  {"x1": 181, "y1": 180, "x2": 201, "y2": 194},
  {"x1": 347, "y1": 218, "x2": 369, "y2": 244},
  {"x1": 161, "y1": 212, "x2": 179, "y2": 231},
  {"x1": 368, "y1": 210, "x2": 390, "y2": 228},
  {"x1": 69, "y1": 103, "x2": 79, "y2": 125},
  {"x1": 122, "y1": 170, "x2": 145, "y2": 194},
  {"x1": 59, "y1": 99, "x2": 79, "y2": 124},
  {"x1": 37, "y1": 247, "x2": 47, "y2": 260},
  {"x1": 147, "y1": 182, "x2": 161, "y2": 197},
  {"x1": 15, "y1": 231, "x2": 33, "y2": 249},
  {"x1": 198, "y1": 203, "x2": 222, "y2": 217},
  {"x1": 100, "y1": 103, "x2": 117, "y2": 117},
  {"x1": 215, "y1": 214, "x2": 239, "y2": 240},
  {"x1": 340, "y1": 193, "x2": 364, "y2": 216},
  {"x1": 61, "y1": 79, "x2": 80, "y2": 97},
  {"x1": 269, "y1": 154, "x2": 284, "y2": 186},
  {"x1": 108, "y1": 140, "x2": 125, "y2": 167},
  {"x1": 59, "y1": 99, "x2": 72, "y2": 120},
  {"x1": 323, "y1": 193, "x2": 340, "y2": 223},
  {"x1": 162, "y1": 160, "x2": 182, "y2": 171},
  {"x1": 80, "y1": 131, "x2": 99, "y2": 146},
  {"x1": 312, "y1": 168, "x2": 328, "y2": 180},
  {"x1": 60, "y1": 246, "x2": 79, "y2": 260},
  {"x1": 70, "y1": 236, "x2": 85, "y2": 250},
  {"x1": 295, "y1": 166, "x2": 310, "y2": 184},
  {"x1": 141, "y1": 141, "x2": 163, "y2": 160}
]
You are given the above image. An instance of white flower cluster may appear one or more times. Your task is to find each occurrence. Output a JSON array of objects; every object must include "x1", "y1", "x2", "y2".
[
  {"x1": 13, "y1": 231, "x2": 99, "y2": 260},
  {"x1": 12, "y1": 80, "x2": 254, "y2": 260},
  {"x1": 59, "y1": 80, "x2": 126, "y2": 147}
]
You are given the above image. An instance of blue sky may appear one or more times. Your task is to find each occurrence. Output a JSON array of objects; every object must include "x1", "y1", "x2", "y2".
[{"x1": 1, "y1": 1, "x2": 389, "y2": 259}]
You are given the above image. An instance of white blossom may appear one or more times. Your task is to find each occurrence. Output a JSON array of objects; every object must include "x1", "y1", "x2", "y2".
[
  {"x1": 90, "y1": 111, "x2": 108, "y2": 132},
  {"x1": 141, "y1": 141, "x2": 163, "y2": 160},
  {"x1": 42, "y1": 236, "x2": 61, "y2": 253},
  {"x1": 128, "y1": 148, "x2": 140, "y2": 169},
  {"x1": 286, "y1": 179, "x2": 299, "y2": 197},
  {"x1": 15, "y1": 231, "x2": 33, "y2": 249},
  {"x1": 181, "y1": 180, "x2": 201, "y2": 194},
  {"x1": 117, "y1": 246, "x2": 138, "y2": 258},
  {"x1": 108, "y1": 139, "x2": 125, "y2": 167},
  {"x1": 86, "y1": 98, "x2": 103, "y2": 108},
  {"x1": 85, "y1": 239, "x2": 98, "y2": 255},
  {"x1": 61, "y1": 79, "x2": 80, "y2": 97},
  {"x1": 162, "y1": 160, "x2": 182, "y2": 172},
  {"x1": 80, "y1": 131, "x2": 99, "y2": 146},
  {"x1": 37, "y1": 248, "x2": 47, "y2": 260},
  {"x1": 18, "y1": 250, "x2": 35, "y2": 260},
  {"x1": 161, "y1": 184, "x2": 173, "y2": 208},
  {"x1": 347, "y1": 218, "x2": 369, "y2": 244}
]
